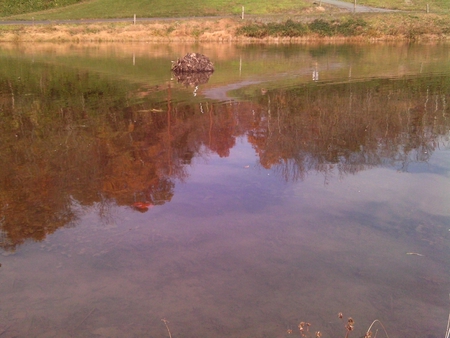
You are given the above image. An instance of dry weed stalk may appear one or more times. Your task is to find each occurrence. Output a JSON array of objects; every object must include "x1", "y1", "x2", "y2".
[
  {"x1": 161, "y1": 318, "x2": 172, "y2": 338},
  {"x1": 364, "y1": 319, "x2": 390, "y2": 338},
  {"x1": 298, "y1": 321, "x2": 311, "y2": 336},
  {"x1": 446, "y1": 316, "x2": 450, "y2": 338},
  {"x1": 344, "y1": 317, "x2": 355, "y2": 338},
  {"x1": 294, "y1": 312, "x2": 388, "y2": 338},
  {"x1": 445, "y1": 294, "x2": 450, "y2": 338},
  {"x1": 292, "y1": 312, "x2": 391, "y2": 338},
  {"x1": 288, "y1": 321, "x2": 320, "y2": 338}
]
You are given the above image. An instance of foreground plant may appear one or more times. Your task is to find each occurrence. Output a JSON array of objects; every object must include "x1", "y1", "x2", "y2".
[
  {"x1": 364, "y1": 319, "x2": 390, "y2": 338},
  {"x1": 161, "y1": 319, "x2": 172, "y2": 338},
  {"x1": 290, "y1": 312, "x2": 390, "y2": 338},
  {"x1": 344, "y1": 317, "x2": 354, "y2": 338}
]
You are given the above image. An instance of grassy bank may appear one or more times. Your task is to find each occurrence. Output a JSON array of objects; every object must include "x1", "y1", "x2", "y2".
[
  {"x1": 0, "y1": 13, "x2": 448, "y2": 42},
  {"x1": 0, "y1": 0, "x2": 448, "y2": 42}
]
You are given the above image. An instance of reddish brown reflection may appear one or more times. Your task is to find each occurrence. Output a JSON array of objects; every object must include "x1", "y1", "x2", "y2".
[
  {"x1": 0, "y1": 64, "x2": 449, "y2": 250},
  {"x1": 247, "y1": 77, "x2": 449, "y2": 181}
]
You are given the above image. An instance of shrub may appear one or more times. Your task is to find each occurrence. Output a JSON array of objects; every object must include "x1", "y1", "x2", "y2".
[
  {"x1": 272, "y1": 19, "x2": 308, "y2": 37},
  {"x1": 237, "y1": 19, "x2": 307, "y2": 38},
  {"x1": 336, "y1": 18, "x2": 368, "y2": 36},
  {"x1": 236, "y1": 23, "x2": 269, "y2": 38},
  {"x1": 308, "y1": 19, "x2": 335, "y2": 36}
]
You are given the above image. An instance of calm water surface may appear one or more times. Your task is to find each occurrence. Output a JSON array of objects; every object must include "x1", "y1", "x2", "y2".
[{"x1": 0, "y1": 42, "x2": 449, "y2": 338}]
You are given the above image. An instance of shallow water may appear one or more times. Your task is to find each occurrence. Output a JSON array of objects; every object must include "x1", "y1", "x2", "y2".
[{"x1": 0, "y1": 42, "x2": 449, "y2": 338}]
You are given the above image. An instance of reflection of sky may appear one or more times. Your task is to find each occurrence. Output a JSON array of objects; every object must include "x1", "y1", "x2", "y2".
[
  {"x1": 402, "y1": 145, "x2": 450, "y2": 176},
  {"x1": 172, "y1": 138, "x2": 284, "y2": 216},
  {"x1": 178, "y1": 135, "x2": 450, "y2": 225},
  {"x1": 1, "y1": 135, "x2": 449, "y2": 338},
  {"x1": 2, "y1": 43, "x2": 450, "y2": 337},
  {"x1": 289, "y1": 163, "x2": 450, "y2": 217}
]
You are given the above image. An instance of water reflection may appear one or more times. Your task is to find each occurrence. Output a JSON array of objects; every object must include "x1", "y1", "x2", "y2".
[
  {"x1": 250, "y1": 75, "x2": 450, "y2": 181},
  {"x1": 172, "y1": 71, "x2": 213, "y2": 87},
  {"x1": 0, "y1": 43, "x2": 449, "y2": 338},
  {"x1": 0, "y1": 52, "x2": 449, "y2": 251}
]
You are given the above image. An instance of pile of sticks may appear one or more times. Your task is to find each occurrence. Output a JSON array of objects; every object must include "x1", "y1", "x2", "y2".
[{"x1": 171, "y1": 53, "x2": 214, "y2": 73}]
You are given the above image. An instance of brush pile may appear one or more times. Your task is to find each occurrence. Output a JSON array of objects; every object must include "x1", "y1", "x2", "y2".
[{"x1": 171, "y1": 53, "x2": 214, "y2": 73}]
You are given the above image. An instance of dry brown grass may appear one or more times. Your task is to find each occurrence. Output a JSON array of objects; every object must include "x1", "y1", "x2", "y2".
[
  {"x1": 0, "y1": 14, "x2": 448, "y2": 42},
  {"x1": 0, "y1": 19, "x2": 240, "y2": 42}
]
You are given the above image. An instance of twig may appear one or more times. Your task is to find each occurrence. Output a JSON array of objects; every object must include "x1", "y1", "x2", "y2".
[
  {"x1": 365, "y1": 319, "x2": 390, "y2": 338},
  {"x1": 75, "y1": 307, "x2": 96, "y2": 330},
  {"x1": 446, "y1": 314, "x2": 450, "y2": 338},
  {"x1": 161, "y1": 318, "x2": 172, "y2": 338},
  {"x1": 445, "y1": 294, "x2": 450, "y2": 338},
  {"x1": 0, "y1": 325, "x2": 11, "y2": 337}
]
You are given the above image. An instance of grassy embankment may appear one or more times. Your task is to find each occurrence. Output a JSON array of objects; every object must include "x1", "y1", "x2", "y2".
[{"x1": 0, "y1": 0, "x2": 448, "y2": 41}]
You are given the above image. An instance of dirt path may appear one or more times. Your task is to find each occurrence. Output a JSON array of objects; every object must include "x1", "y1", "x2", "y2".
[{"x1": 318, "y1": 0, "x2": 398, "y2": 12}]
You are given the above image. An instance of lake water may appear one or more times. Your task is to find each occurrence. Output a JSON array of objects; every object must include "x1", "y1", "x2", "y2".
[{"x1": 0, "y1": 42, "x2": 449, "y2": 338}]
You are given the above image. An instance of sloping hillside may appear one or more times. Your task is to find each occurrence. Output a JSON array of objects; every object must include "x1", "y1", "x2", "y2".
[
  {"x1": 1, "y1": 0, "x2": 447, "y2": 20},
  {"x1": 0, "y1": 0, "x2": 82, "y2": 16}
]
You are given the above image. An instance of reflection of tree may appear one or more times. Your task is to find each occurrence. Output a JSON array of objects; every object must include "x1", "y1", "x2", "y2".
[
  {"x1": 0, "y1": 60, "x2": 239, "y2": 250},
  {"x1": 0, "y1": 58, "x2": 449, "y2": 250},
  {"x1": 246, "y1": 76, "x2": 450, "y2": 181}
]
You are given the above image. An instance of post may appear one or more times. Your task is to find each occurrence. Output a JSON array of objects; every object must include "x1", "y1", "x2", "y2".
[
  {"x1": 239, "y1": 56, "x2": 242, "y2": 76},
  {"x1": 241, "y1": 6, "x2": 244, "y2": 20},
  {"x1": 426, "y1": 4, "x2": 429, "y2": 13},
  {"x1": 134, "y1": 14, "x2": 136, "y2": 25}
]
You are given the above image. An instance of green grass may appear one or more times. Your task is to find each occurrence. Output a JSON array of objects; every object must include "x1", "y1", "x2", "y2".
[
  {"x1": 4, "y1": 0, "x2": 446, "y2": 20},
  {"x1": 0, "y1": 0, "x2": 83, "y2": 16},
  {"x1": 0, "y1": 0, "x2": 446, "y2": 21},
  {"x1": 2, "y1": 0, "x2": 310, "y2": 20}
]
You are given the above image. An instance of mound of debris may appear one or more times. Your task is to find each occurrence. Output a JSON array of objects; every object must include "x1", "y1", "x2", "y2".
[{"x1": 171, "y1": 53, "x2": 214, "y2": 73}]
